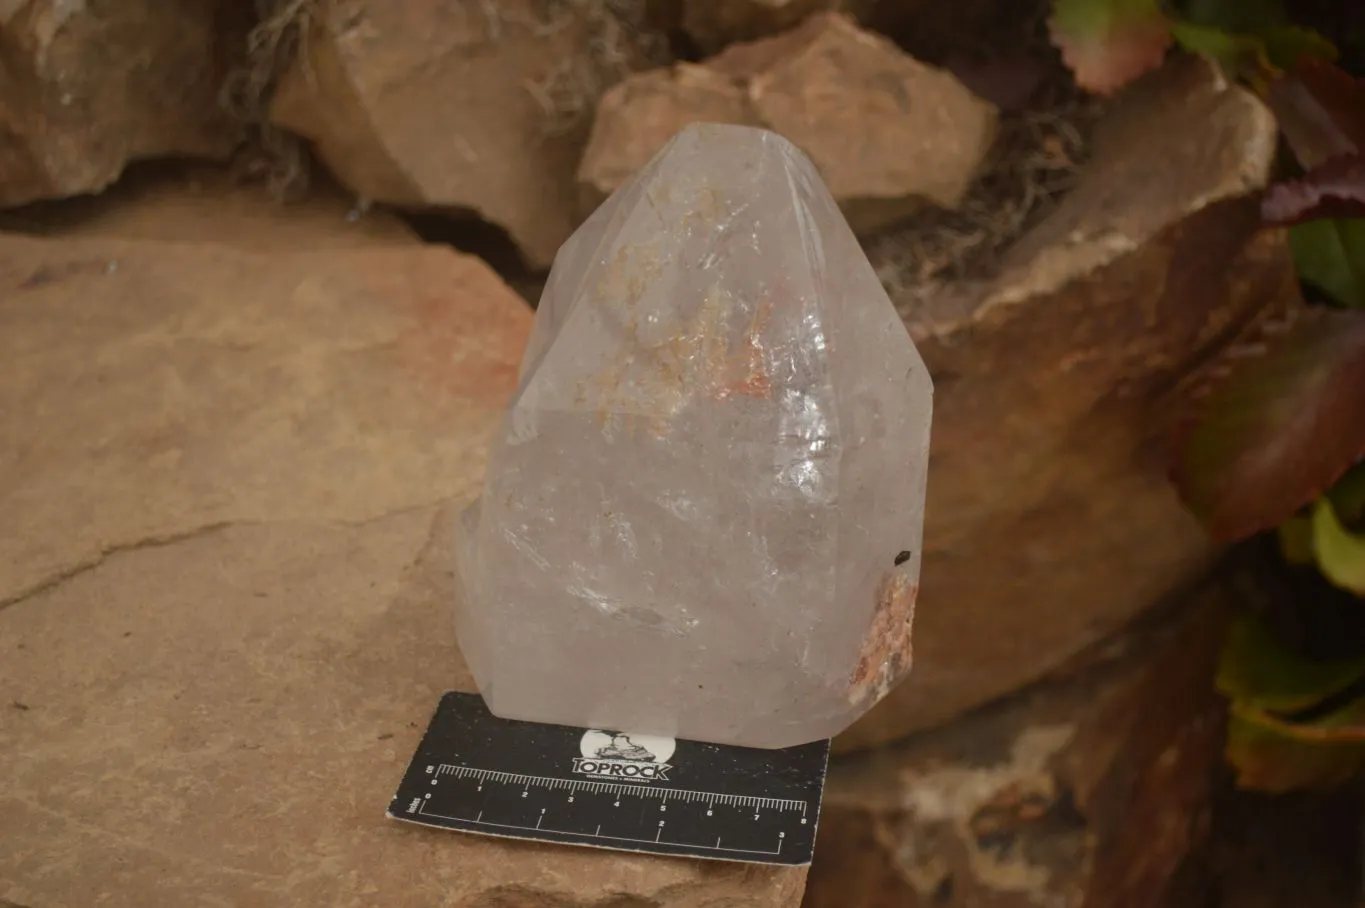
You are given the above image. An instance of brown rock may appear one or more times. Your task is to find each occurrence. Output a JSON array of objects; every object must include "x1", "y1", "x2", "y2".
[
  {"x1": 805, "y1": 585, "x2": 1230, "y2": 908},
  {"x1": 0, "y1": 0, "x2": 244, "y2": 207},
  {"x1": 579, "y1": 13, "x2": 997, "y2": 234},
  {"x1": 0, "y1": 163, "x2": 418, "y2": 250},
  {"x1": 270, "y1": 0, "x2": 662, "y2": 270},
  {"x1": 837, "y1": 56, "x2": 1292, "y2": 749},
  {"x1": 0, "y1": 233, "x2": 806, "y2": 907},
  {"x1": 679, "y1": 0, "x2": 874, "y2": 53}
]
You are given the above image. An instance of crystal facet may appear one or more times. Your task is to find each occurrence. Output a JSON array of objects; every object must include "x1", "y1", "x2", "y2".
[{"x1": 455, "y1": 123, "x2": 932, "y2": 749}]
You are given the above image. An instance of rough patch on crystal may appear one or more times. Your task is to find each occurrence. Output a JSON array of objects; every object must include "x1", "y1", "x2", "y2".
[{"x1": 454, "y1": 122, "x2": 933, "y2": 749}]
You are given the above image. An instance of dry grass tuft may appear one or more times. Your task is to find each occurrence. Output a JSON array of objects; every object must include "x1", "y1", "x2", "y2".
[
  {"x1": 871, "y1": 91, "x2": 1104, "y2": 320},
  {"x1": 220, "y1": 0, "x2": 320, "y2": 200},
  {"x1": 517, "y1": 0, "x2": 672, "y2": 136}
]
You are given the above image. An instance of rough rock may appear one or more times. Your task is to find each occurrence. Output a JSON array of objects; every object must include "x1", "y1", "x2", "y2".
[
  {"x1": 270, "y1": 0, "x2": 661, "y2": 270},
  {"x1": 837, "y1": 56, "x2": 1293, "y2": 749},
  {"x1": 0, "y1": 0, "x2": 244, "y2": 207},
  {"x1": 579, "y1": 13, "x2": 997, "y2": 235},
  {"x1": 805, "y1": 585, "x2": 1230, "y2": 908},
  {"x1": 673, "y1": 0, "x2": 875, "y2": 53},
  {"x1": 0, "y1": 232, "x2": 806, "y2": 907},
  {"x1": 0, "y1": 163, "x2": 417, "y2": 250}
]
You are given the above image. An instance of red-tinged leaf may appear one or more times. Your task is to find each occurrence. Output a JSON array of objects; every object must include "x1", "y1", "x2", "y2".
[
  {"x1": 1227, "y1": 699, "x2": 1365, "y2": 792},
  {"x1": 1264, "y1": 58, "x2": 1365, "y2": 169},
  {"x1": 1171, "y1": 306, "x2": 1365, "y2": 542},
  {"x1": 1049, "y1": 0, "x2": 1173, "y2": 96},
  {"x1": 1263, "y1": 155, "x2": 1365, "y2": 225}
]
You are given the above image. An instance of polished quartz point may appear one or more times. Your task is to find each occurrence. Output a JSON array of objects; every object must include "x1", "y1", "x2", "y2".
[{"x1": 455, "y1": 123, "x2": 932, "y2": 749}]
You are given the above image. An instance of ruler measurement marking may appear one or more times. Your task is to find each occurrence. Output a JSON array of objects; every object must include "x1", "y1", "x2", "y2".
[
  {"x1": 437, "y1": 764, "x2": 807, "y2": 811},
  {"x1": 414, "y1": 811, "x2": 783, "y2": 855}
]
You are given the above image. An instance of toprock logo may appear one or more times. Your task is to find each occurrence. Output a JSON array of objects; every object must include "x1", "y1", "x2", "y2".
[{"x1": 573, "y1": 730, "x2": 676, "y2": 783}]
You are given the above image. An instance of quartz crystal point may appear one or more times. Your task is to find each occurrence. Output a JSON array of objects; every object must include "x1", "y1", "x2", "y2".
[{"x1": 455, "y1": 123, "x2": 932, "y2": 749}]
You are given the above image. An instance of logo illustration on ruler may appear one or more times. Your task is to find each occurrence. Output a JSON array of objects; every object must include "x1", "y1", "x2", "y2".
[{"x1": 573, "y1": 730, "x2": 676, "y2": 782}]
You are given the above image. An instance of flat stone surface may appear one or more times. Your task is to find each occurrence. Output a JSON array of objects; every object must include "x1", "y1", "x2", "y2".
[
  {"x1": 0, "y1": 163, "x2": 418, "y2": 250},
  {"x1": 837, "y1": 57, "x2": 1291, "y2": 748},
  {"x1": 0, "y1": 231, "x2": 806, "y2": 906},
  {"x1": 463, "y1": 124, "x2": 931, "y2": 749}
]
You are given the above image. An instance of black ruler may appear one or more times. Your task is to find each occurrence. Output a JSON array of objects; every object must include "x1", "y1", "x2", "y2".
[{"x1": 387, "y1": 691, "x2": 829, "y2": 865}]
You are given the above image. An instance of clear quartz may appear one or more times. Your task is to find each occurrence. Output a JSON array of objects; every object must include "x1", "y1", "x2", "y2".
[{"x1": 455, "y1": 123, "x2": 932, "y2": 749}]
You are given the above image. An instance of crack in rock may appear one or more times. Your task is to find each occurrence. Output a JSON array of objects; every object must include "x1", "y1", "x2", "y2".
[{"x1": 0, "y1": 501, "x2": 451, "y2": 615}]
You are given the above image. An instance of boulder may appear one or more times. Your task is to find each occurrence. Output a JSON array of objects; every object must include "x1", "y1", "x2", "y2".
[
  {"x1": 0, "y1": 231, "x2": 805, "y2": 907},
  {"x1": 270, "y1": 0, "x2": 662, "y2": 270},
  {"x1": 805, "y1": 584, "x2": 1230, "y2": 908},
  {"x1": 0, "y1": 0, "x2": 244, "y2": 207},
  {"x1": 838, "y1": 56, "x2": 1293, "y2": 749},
  {"x1": 579, "y1": 12, "x2": 997, "y2": 235}
]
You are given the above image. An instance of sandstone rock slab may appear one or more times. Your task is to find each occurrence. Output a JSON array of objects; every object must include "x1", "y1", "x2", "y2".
[
  {"x1": 580, "y1": 13, "x2": 997, "y2": 235},
  {"x1": 837, "y1": 56, "x2": 1293, "y2": 749},
  {"x1": 0, "y1": 163, "x2": 417, "y2": 250},
  {"x1": 270, "y1": 0, "x2": 661, "y2": 270},
  {"x1": 0, "y1": 0, "x2": 245, "y2": 207},
  {"x1": 806, "y1": 585, "x2": 1230, "y2": 908},
  {"x1": 0, "y1": 233, "x2": 807, "y2": 906}
]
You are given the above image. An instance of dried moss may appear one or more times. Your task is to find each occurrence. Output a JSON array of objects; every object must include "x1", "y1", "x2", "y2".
[
  {"x1": 219, "y1": 0, "x2": 319, "y2": 200},
  {"x1": 870, "y1": 90, "x2": 1104, "y2": 320}
]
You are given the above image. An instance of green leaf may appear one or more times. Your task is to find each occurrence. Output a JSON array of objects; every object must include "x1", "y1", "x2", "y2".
[
  {"x1": 1258, "y1": 26, "x2": 1340, "y2": 69},
  {"x1": 1169, "y1": 21, "x2": 1336, "y2": 76},
  {"x1": 1327, "y1": 461, "x2": 1365, "y2": 525},
  {"x1": 1289, "y1": 218, "x2": 1365, "y2": 308},
  {"x1": 1278, "y1": 514, "x2": 1315, "y2": 564},
  {"x1": 1217, "y1": 613, "x2": 1365, "y2": 712},
  {"x1": 1227, "y1": 699, "x2": 1365, "y2": 792},
  {"x1": 1049, "y1": 0, "x2": 1173, "y2": 95},
  {"x1": 1311, "y1": 498, "x2": 1365, "y2": 595},
  {"x1": 1176, "y1": 0, "x2": 1286, "y2": 34},
  {"x1": 1220, "y1": 612, "x2": 1365, "y2": 791},
  {"x1": 1169, "y1": 20, "x2": 1264, "y2": 72},
  {"x1": 1171, "y1": 307, "x2": 1365, "y2": 541}
]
